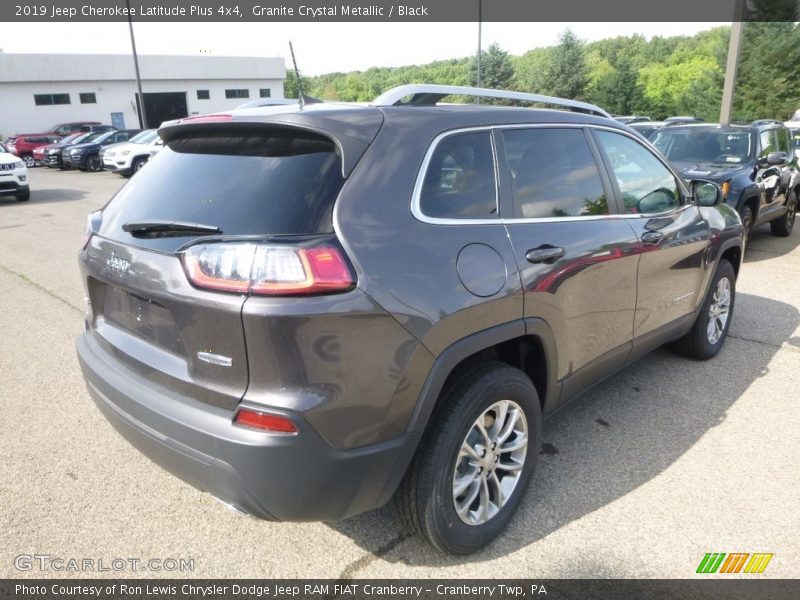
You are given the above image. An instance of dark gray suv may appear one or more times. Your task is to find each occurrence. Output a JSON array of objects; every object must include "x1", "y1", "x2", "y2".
[{"x1": 76, "y1": 85, "x2": 744, "y2": 554}]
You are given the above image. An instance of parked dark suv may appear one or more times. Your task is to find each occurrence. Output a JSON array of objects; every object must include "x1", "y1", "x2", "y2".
[
  {"x1": 76, "y1": 85, "x2": 743, "y2": 554},
  {"x1": 63, "y1": 129, "x2": 140, "y2": 171},
  {"x1": 652, "y1": 120, "x2": 799, "y2": 243}
]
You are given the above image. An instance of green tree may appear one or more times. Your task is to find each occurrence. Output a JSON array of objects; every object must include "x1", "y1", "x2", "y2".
[
  {"x1": 585, "y1": 55, "x2": 644, "y2": 115},
  {"x1": 470, "y1": 42, "x2": 515, "y2": 91},
  {"x1": 514, "y1": 47, "x2": 553, "y2": 93},
  {"x1": 541, "y1": 30, "x2": 588, "y2": 99},
  {"x1": 734, "y1": 22, "x2": 800, "y2": 121},
  {"x1": 284, "y1": 69, "x2": 313, "y2": 100},
  {"x1": 294, "y1": 24, "x2": 800, "y2": 121}
]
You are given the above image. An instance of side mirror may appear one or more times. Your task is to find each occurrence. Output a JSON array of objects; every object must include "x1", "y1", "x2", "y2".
[
  {"x1": 766, "y1": 151, "x2": 786, "y2": 165},
  {"x1": 691, "y1": 180, "x2": 722, "y2": 207},
  {"x1": 636, "y1": 188, "x2": 676, "y2": 214}
]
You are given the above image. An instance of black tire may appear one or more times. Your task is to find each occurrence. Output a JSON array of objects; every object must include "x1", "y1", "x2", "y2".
[
  {"x1": 770, "y1": 192, "x2": 796, "y2": 237},
  {"x1": 394, "y1": 362, "x2": 542, "y2": 554},
  {"x1": 673, "y1": 260, "x2": 736, "y2": 360},
  {"x1": 739, "y1": 205, "x2": 753, "y2": 249},
  {"x1": 86, "y1": 154, "x2": 102, "y2": 172},
  {"x1": 131, "y1": 157, "x2": 147, "y2": 174},
  {"x1": 15, "y1": 189, "x2": 30, "y2": 202}
]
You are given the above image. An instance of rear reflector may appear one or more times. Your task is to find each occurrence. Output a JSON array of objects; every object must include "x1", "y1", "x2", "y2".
[
  {"x1": 234, "y1": 409, "x2": 298, "y2": 434},
  {"x1": 183, "y1": 242, "x2": 354, "y2": 296}
]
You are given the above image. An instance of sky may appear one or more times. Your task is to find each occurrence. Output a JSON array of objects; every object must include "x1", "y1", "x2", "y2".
[{"x1": 0, "y1": 22, "x2": 725, "y2": 75}]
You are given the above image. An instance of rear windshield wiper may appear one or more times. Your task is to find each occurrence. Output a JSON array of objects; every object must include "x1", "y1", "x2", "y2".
[{"x1": 122, "y1": 220, "x2": 222, "y2": 237}]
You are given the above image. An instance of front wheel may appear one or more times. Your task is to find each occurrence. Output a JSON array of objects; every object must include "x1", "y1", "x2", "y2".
[
  {"x1": 673, "y1": 259, "x2": 736, "y2": 360},
  {"x1": 395, "y1": 362, "x2": 541, "y2": 554},
  {"x1": 15, "y1": 189, "x2": 30, "y2": 202},
  {"x1": 86, "y1": 154, "x2": 103, "y2": 172},
  {"x1": 21, "y1": 154, "x2": 35, "y2": 168},
  {"x1": 131, "y1": 156, "x2": 147, "y2": 174},
  {"x1": 770, "y1": 192, "x2": 796, "y2": 237}
]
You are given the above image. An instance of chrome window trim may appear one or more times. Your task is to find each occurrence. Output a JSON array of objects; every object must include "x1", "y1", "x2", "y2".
[
  {"x1": 411, "y1": 122, "x2": 692, "y2": 226},
  {"x1": 410, "y1": 126, "x2": 502, "y2": 226}
]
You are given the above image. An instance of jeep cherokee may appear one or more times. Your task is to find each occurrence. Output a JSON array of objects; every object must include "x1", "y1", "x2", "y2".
[{"x1": 76, "y1": 85, "x2": 744, "y2": 554}]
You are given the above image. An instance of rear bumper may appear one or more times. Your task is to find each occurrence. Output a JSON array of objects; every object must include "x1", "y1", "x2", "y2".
[{"x1": 76, "y1": 330, "x2": 419, "y2": 522}]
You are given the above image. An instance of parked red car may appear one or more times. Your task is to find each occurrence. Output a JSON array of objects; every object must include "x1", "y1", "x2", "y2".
[
  {"x1": 32, "y1": 132, "x2": 86, "y2": 165},
  {"x1": 7, "y1": 135, "x2": 61, "y2": 167}
]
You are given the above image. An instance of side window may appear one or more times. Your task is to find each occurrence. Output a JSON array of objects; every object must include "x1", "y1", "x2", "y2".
[
  {"x1": 776, "y1": 128, "x2": 789, "y2": 154},
  {"x1": 420, "y1": 131, "x2": 497, "y2": 219},
  {"x1": 759, "y1": 130, "x2": 777, "y2": 158},
  {"x1": 502, "y1": 128, "x2": 608, "y2": 218},
  {"x1": 596, "y1": 130, "x2": 682, "y2": 214}
]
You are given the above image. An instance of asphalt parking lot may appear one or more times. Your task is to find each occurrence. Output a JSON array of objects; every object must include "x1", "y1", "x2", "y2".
[{"x1": 1, "y1": 167, "x2": 799, "y2": 579}]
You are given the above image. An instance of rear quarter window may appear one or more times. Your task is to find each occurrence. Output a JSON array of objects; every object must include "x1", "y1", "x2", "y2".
[
  {"x1": 419, "y1": 130, "x2": 497, "y2": 220},
  {"x1": 99, "y1": 127, "x2": 345, "y2": 249}
]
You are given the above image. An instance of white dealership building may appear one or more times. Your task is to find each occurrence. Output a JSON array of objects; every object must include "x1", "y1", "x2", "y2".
[{"x1": 0, "y1": 52, "x2": 286, "y2": 138}]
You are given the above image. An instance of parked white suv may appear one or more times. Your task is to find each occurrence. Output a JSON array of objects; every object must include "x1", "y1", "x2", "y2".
[
  {"x1": 101, "y1": 129, "x2": 161, "y2": 177},
  {"x1": 0, "y1": 142, "x2": 30, "y2": 202}
]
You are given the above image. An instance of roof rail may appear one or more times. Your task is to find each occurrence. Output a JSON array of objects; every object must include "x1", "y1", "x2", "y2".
[
  {"x1": 750, "y1": 119, "x2": 782, "y2": 127},
  {"x1": 371, "y1": 84, "x2": 611, "y2": 118}
]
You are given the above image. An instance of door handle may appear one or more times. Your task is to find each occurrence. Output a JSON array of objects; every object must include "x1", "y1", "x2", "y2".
[
  {"x1": 526, "y1": 245, "x2": 565, "y2": 263},
  {"x1": 641, "y1": 231, "x2": 663, "y2": 245}
]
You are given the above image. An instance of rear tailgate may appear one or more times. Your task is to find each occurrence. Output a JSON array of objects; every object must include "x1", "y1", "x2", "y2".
[
  {"x1": 80, "y1": 115, "x2": 382, "y2": 411},
  {"x1": 81, "y1": 237, "x2": 249, "y2": 409}
]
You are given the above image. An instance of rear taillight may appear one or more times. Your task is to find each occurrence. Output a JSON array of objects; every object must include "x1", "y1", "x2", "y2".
[
  {"x1": 234, "y1": 409, "x2": 298, "y2": 434},
  {"x1": 182, "y1": 242, "x2": 354, "y2": 296}
]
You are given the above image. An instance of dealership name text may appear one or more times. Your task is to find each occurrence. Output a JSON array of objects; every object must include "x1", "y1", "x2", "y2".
[
  {"x1": 17, "y1": 584, "x2": 547, "y2": 598},
  {"x1": 16, "y1": 4, "x2": 429, "y2": 19}
]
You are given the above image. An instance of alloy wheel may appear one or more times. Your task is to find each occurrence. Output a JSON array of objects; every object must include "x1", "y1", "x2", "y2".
[
  {"x1": 707, "y1": 277, "x2": 731, "y2": 345},
  {"x1": 452, "y1": 399, "x2": 528, "y2": 526}
]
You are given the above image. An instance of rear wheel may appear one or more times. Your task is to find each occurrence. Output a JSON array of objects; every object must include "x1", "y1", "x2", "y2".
[
  {"x1": 21, "y1": 154, "x2": 35, "y2": 168},
  {"x1": 673, "y1": 259, "x2": 736, "y2": 360},
  {"x1": 395, "y1": 362, "x2": 541, "y2": 554},
  {"x1": 770, "y1": 192, "x2": 796, "y2": 237}
]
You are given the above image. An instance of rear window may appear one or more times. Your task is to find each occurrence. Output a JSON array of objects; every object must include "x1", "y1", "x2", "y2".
[{"x1": 99, "y1": 128, "x2": 345, "y2": 248}]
